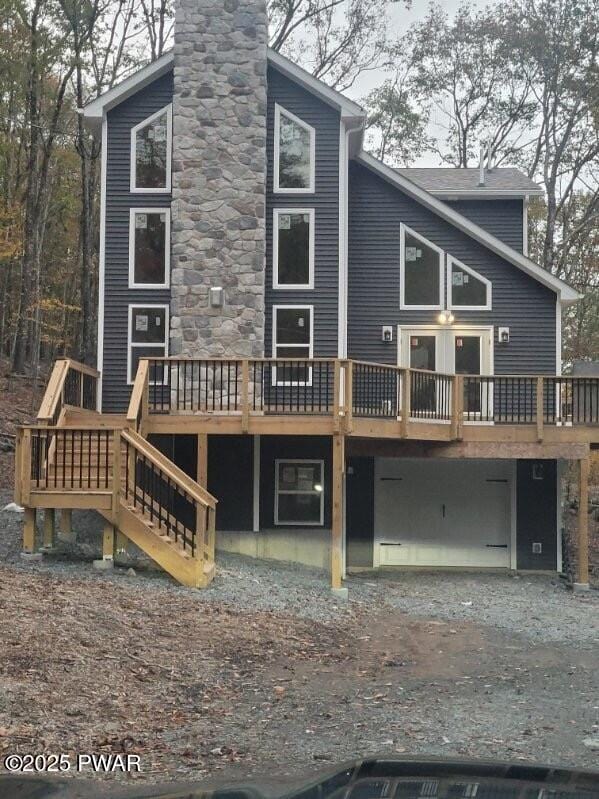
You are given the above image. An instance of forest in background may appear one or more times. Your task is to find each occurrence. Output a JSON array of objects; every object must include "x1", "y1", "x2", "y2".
[{"x1": 0, "y1": 0, "x2": 597, "y2": 378}]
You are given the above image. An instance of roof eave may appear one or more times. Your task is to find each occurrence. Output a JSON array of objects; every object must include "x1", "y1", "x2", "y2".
[
  {"x1": 357, "y1": 151, "x2": 578, "y2": 304},
  {"x1": 432, "y1": 189, "x2": 545, "y2": 200}
]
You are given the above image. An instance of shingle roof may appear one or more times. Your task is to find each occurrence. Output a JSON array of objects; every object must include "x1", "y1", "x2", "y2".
[{"x1": 395, "y1": 167, "x2": 543, "y2": 196}]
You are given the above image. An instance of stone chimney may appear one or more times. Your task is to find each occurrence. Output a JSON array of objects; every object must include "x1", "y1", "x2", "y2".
[{"x1": 170, "y1": 0, "x2": 268, "y2": 358}]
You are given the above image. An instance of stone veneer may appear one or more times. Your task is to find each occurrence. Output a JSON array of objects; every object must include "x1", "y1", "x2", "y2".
[{"x1": 170, "y1": 0, "x2": 268, "y2": 357}]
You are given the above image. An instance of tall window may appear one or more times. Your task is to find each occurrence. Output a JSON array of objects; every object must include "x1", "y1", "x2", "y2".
[
  {"x1": 400, "y1": 224, "x2": 443, "y2": 310},
  {"x1": 273, "y1": 209, "x2": 314, "y2": 288},
  {"x1": 129, "y1": 209, "x2": 170, "y2": 288},
  {"x1": 127, "y1": 305, "x2": 169, "y2": 383},
  {"x1": 274, "y1": 105, "x2": 315, "y2": 193},
  {"x1": 448, "y1": 256, "x2": 491, "y2": 310},
  {"x1": 274, "y1": 460, "x2": 324, "y2": 525},
  {"x1": 272, "y1": 305, "x2": 313, "y2": 385},
  {"x1": 130, "y1": 106, "x2": 172, "y2": 192}
]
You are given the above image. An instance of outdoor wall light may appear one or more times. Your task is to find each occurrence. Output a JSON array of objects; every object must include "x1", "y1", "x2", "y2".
[
  {"x1": 209, "y1": 286, "x2": 224, "y2": 308},
  {"x1": 437, "y1": 311, "x2": 455, "y2": 325},
  {"x1": 313, "y1": 484, "x2": 323, "y2": 493}
]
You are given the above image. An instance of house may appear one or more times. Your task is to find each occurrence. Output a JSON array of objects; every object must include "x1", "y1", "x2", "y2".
[{"x1": 15, "y1": 0, "x2": 596, "y2": 593}]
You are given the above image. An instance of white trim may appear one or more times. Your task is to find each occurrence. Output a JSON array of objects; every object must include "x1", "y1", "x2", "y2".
[
  {"x1": 82, "y1": 49, "x2": 365, "y2": 127},
  {"x1": 80, "y1": 52, "x2": 174, "y2": 127},
  {"x1": 510, "y1": 460, "x2": 518, "y2": 570},
  {"x1": 128, "y1": 208, "x2": 171, "y2": 289},
  {"x1": 556, "y1": 297, "x2": 562, "y2": 375},
  {"x1": 523, "y1": 196, "x2": 529, "y2": 256},
  {"x1": 338, "y1": 121, "x2": 349, "y2": 357},
  {"x1": 130, "y1": 104, "x2": 172, "y2": 194},
  {"x1": 273, "y1": 105, "x2": 315, "y2": 194},
  {"x1": 272, "y1": 208, "x2": 314, "y2": 289},
  {"x1": 96, "y1": 114, "x2": 108, "y2": 410},
  {"x1": 447, "y1": 255, "x2": 492, "y2": 311},
  {"x1": 400, "y1": 223, "x2": 444, "y2": 311},
  {"x1": 274, "y1": 458, "x2": 325, "y2": 526},
  {"x1": 425, "y1": 189, "x2": 544, "y2": 200},
  {"x1": 253, "y1": 435, "x2": 261, "y2": 533},
  {"x1": 272, "y1": 304, "x2": 314, "y2": 386},
  {"x1": 357, "y1": 152, "x2": 580, "y2": 305},
  {"x1": 126, "y1": 303, "x2": 169, "y2": 385}
]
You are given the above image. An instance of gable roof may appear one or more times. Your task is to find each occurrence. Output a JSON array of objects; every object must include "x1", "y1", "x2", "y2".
[
  {"x1": 358, "y1": 152, "x2": 579, "y2": 305},
  {"x1": 82, "y1": 47, "x2": 578, "y2": 305},
  {"x1": 81, "y1": 48, "x2": 365, "y2": 128},
  {"x1": 396, "y1": 167, "x2": 543, "y2": 198}
]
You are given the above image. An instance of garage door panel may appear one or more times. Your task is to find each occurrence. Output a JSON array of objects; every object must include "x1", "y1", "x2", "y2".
[{"x1": 375, "y1": 459, "x2": 511, "y2": 568}]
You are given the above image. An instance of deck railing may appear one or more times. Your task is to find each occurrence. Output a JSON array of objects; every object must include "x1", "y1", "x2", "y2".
[
  {"x1": 134, "y1": 357, "x2": 599, "y2": 432},
  {"x1": 37, "y1": 358, "x2": 99, "y2": 425}
]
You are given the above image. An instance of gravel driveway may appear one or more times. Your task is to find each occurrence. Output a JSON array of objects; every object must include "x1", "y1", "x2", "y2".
[{"x1": 1, "y1": 492, "x2": 598, "y2": 787}]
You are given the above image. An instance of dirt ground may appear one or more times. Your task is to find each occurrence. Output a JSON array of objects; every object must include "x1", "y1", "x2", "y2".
[{"x1": 1, "y1": 495, "x2": 598, "y2": 790}]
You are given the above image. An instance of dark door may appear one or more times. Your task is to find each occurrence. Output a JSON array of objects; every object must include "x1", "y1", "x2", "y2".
[{"x1": 346, "y1": 457, "x2": 374, "y2": 568}]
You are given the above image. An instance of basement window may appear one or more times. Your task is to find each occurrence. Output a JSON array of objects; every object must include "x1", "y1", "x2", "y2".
[
  {"x1": 400, "y1": 224, "x2": 444, "y2": 310},
  {"x1": 272, "y1": 305, "x2": 313, "y2": 385},
  {"x1": 130, "y1": 105, "x2": 172, "y2": 192},
  {"x1": 274, "y1": 105, "x2": 315, "y2": 193},
  {"x1": 274, "y1": 460, "x2": 324, "y2": 525},
  {"x1": 129, "y1": 209, "x2": 170, "y2": 288},
  {"x1": 127, "y1": 304, "x2": 169, "y2": 384},
  {"x1": 273, "y1": 209, "x2": 314, "y2": 288}
]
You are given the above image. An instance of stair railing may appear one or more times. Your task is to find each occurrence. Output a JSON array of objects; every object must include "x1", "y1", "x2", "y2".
[
  {"x1": 37, "y1": 359, "x2": 100, "y2": 426},
  {"x1": 120, "y1": 429, "x2": 217, "y2": 562}
]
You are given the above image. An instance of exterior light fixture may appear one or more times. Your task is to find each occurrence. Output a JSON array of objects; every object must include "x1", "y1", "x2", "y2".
[
  {"x1": 437, "y1": 311, "x2": 455, "y2": 325},
  {"x1": 313, "y1": 484, "x2": 323, "y2": 493}
]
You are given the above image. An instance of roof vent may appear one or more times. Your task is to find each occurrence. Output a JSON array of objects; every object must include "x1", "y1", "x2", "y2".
[{"x1": 478, "y1": 145, "x2": 485, "y2": 186}]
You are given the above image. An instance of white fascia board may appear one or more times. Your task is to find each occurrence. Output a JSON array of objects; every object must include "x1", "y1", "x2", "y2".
[
  {"x1": 356, "y1": 151, "x2": 581, "y2": 305},
  {"x1": 80, "y1": 52, "x2": 175, "y2": 128},
  {"x1": 432, "y1": 189, "x2": 544, "y2": 200},
  {"x1": 267, "y1": 49, "x2": 365, "y2": 122}
]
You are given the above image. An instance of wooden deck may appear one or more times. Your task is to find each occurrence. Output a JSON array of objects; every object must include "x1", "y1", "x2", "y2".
[{"x1": 13, "y1": 356, "x2": 596, "y2": 590}]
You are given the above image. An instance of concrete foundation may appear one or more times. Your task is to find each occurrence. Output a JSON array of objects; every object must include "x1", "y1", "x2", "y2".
[{"x1": 217, "y1": 528, "x2": 331, "y2": 570}]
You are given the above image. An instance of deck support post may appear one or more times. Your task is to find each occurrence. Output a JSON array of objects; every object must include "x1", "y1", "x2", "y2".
[
  {"x1": 42, "y1": 508, "x2": 56, "y2": 549},
  {"x1": 102, "y1": 523, "x2": 115, "y2": 560},
  {"x1": 575, "y1": 456, "x2": 590, "y2": 589},
  {"x1": 23, "y1": 507, "x2": 37, "y2": 553},
  {"x1": 197, "y1": 434, "x2": 208, "y2": 487},
  {"x1": 331, "y1": 433, "x2": 345, "y2": 592},
  {"x1": 61, "y1": 509, "x2": 72, "y2": 536}
]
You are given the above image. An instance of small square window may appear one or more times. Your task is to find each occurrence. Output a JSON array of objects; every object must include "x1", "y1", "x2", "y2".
[{"x1": 274, "y1": 460, "x2": 324, "y2": 525}]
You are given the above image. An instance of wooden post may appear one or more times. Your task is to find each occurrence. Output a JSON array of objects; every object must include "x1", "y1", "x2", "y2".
[
  {"x1": 42, "y1": 508, "x2": 56, "y2": 549},
  {"x1": 61, "y1": 509, "x2": 72, "y2": 537},
  {"x1": 333, "y1": 360, "x2": 341, "y2": 432},
  {"x1": 103, "y1": 523, "x2": 115, "y2": 560},
  {"x1": 536, "y1": 376, "x2": 544, "y2": 442},
  {"x1": 345, "y1": 360, "x2": 353, "y2": 433},
  {"x1": 112, "y1": 430, "x2": 121, "y2": 521},
  {"x1": 21, "y1": 428, "x2": 32, "y2": 506},
  {"x1": 455, "y1": 375, "x2": 464, "y2": 441},
  {"x1": 331, "y1": 433, "x2": 345, "y2": 590},
  {"x1": 241, "y1": 359, "x2": 249, "y2": 433},
  {"x1": 23, "y1": 508, "x2": 36, "y2": 553},
  {"x1": 196, "y1": 434, "x2": 208, "y2": 561},
  {"x1": 400, "y1": 369, "x2": 411, "y2": 438},
  {"x1": 577, "y1": 457, "x2": 590, "y2": 586},
  {"x1": 197, "y1": 434, "x2": 208, "y2": 487}
]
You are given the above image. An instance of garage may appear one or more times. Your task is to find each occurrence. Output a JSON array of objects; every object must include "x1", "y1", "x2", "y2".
[{"x1": 374, "y1": 458, "x2": 513, "y2": 568}]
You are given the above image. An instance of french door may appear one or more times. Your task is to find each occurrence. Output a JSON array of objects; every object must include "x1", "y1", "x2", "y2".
[{"x1": 398, "y1": 326, "x2": 493, "y2": 416}]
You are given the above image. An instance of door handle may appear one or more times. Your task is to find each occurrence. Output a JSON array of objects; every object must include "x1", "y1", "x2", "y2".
[{"x1": 441, "y1": 503, "x2": 446, "y2": 518}]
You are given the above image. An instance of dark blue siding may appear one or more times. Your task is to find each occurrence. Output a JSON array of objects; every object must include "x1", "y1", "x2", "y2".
[
  {"x1": 102, "y1": 72, "x2": 173, "y2": 412},
  {"x1": 265, "y1": 66, "x2": 340, "y2": 357},
  {"x1": 347, "y1": 162, "x2": 556, "y2": 374},
  {"x1": 447, "y1": 198, "x2": 524, "y2": 252}
]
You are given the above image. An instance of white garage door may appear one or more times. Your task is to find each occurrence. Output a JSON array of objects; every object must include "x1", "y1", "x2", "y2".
[{"x1": 375, "y1": 459, "x2": 511, "y2": 568}]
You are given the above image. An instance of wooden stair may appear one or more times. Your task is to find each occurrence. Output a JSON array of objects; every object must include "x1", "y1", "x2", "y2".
[{"x1": 17, "y1": 359, "x2": 218, "y2": 589}]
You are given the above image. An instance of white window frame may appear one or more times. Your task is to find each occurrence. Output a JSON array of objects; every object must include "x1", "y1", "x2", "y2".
[
  {"x1": 272, "y1": 304, "x2": 314, "y2": 387},
  {"x1": 127, "y1": 303, "x2": 169, "y2": 385},
  {"x1": 130, "y1": 104, "x2": 172, "y2": 194},
  {"x1": 273, "y1": 104, "x2": 315, "y2": 194},
  {"x1": 128, "y1": 208, "x2": 171, "y2": 289},
  {"x1": 447, "y1": 255, "x2": 492, "y2": 311},
  {"x1": 274, "y1": 458, "x2": 325, "y2": 526},
  {"x1": 273, "y1": 208, "x2": 315, "y2": 289},
  {"x1": 399, "y1": 223, "x2": 444, "y2": 311}
]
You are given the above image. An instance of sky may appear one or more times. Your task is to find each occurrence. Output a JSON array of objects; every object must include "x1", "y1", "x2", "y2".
[{"x1": 349, "y1": 0, "x2": 488, "y2": 166}]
